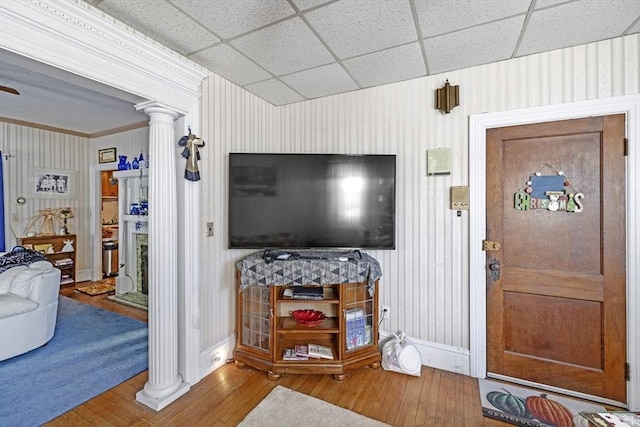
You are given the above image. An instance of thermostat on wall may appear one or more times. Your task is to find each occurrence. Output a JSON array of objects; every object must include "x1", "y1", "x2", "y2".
[{"x1": 427, "y1": 148, "x2": 451, "y2": 175}]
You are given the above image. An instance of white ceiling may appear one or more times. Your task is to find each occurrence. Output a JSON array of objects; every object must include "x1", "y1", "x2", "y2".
[{"x1": 1, "y1": 0, "x2": 639, "y2": 134}]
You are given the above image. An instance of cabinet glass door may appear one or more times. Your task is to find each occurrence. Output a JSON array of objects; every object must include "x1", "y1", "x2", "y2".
[
  {"x1": 342, "y1": 282, "x2": 374, "y2": 352},
  {"x1": 241, "y1": 285, "x2": 271, "y2": 351}
]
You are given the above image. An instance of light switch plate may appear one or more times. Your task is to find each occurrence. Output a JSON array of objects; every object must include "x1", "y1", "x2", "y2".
[{"x1": 427, "y1": 148, "x2": 451, "y2": 175}]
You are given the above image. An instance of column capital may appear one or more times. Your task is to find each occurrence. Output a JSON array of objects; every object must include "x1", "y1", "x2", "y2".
[{"x1": 135, "y1": 100, "x2": 182, "y2": 120}]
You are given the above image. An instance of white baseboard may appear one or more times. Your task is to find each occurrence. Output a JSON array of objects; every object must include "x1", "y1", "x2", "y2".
[
  {"x1": 379, "y1": 330, "x2": 470, "y2": 375},
  {"x1": 199, "y1": 332, "x2": 470, "y2": 380},
  {"x1": 199, "y1": 334, "x2": 235, "y2": 378}
]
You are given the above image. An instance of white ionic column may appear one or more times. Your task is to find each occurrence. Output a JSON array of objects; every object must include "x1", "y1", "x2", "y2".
[{"x1": 135, "y1": 102, "x2": 190, "y2": 410}]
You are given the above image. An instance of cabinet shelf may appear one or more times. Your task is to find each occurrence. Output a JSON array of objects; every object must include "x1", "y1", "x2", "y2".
[
  {"x1": 121, "y1": 215, "x2": 148, "y2": 222},
  {"x1": 277, "y1": 317, "x2": 339, "y2": 333},
  {"x1": 18, "y1": 234, "x2": 76, "y2": 286}
]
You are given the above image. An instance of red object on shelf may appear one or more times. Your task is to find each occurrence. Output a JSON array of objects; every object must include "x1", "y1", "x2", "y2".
[{"x1": 290, "y1": 309, "x2": 326, "y2": 327}]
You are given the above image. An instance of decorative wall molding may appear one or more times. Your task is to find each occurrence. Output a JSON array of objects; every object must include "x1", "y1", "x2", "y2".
[{"x1": 0, "y1": 0, "x2": 206, "y2": 113}]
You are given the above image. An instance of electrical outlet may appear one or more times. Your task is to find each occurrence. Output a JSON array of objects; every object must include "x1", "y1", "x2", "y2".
[
  {"x1": 381, "y1": 305, "x2": 390, "y2": 320},
  {"x1": 206, "y1": 222, "x2": 214, "y2": 237}
]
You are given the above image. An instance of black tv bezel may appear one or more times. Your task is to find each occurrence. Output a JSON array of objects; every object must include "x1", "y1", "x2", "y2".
[{"x1": 228, "y1": 153, "x2": 396, "y2": 250}]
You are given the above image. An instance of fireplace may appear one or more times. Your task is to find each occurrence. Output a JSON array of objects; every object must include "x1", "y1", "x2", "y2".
[{"x1": 136, "y1": 234, "x2": 148, "y2": 295}]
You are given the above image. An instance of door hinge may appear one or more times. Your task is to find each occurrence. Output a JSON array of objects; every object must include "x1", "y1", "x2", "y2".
[
  {"x1": 624, "y1": 138, "x2": 628, "y2": 156},
  {"x1": 482, "y1": 240, "x2": 501, "y2": 251},
  {"x1": 626, "y1": 362, "x2": 630, "y2": 381}
]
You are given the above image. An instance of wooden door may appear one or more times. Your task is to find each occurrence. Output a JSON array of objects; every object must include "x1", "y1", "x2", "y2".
[{"x1": 486, "y1": 115, "x2": 626, "y2": 403}]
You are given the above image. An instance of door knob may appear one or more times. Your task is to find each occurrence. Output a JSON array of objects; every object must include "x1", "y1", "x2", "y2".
[{"x1": 488, "y1": 258, "x2": 500, "y2": 281}]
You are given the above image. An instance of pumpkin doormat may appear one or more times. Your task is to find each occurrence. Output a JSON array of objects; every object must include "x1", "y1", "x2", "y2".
[
  {"x1": 478, "y1": 378, "x2": 607, "y2": 427},
  {"x1": 75, "y1": 282, "x2": 115, "y2": 296}
]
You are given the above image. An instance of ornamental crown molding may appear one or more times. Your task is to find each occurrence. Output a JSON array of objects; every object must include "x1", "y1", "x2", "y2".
[{"x1": 0, "y1": 0, "x2": 206, "y2": 113}]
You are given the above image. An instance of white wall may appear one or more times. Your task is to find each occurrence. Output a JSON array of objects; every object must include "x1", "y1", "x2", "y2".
[
  {"x1": 1, "y1": 123, "x2": 89, "y2": 261},
  {"x1": 198, "y1": 34, "x2": 639, "y2": 356}
]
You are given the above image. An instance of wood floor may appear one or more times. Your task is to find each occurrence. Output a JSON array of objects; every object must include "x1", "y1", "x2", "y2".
[{"x1": 49, "y1": 282, "x2": 509, "y2": 426}]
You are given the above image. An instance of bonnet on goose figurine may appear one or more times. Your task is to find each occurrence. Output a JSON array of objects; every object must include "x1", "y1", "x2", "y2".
[{"x1": 178, "y1": 128, "x2": 205, "y2": 182}]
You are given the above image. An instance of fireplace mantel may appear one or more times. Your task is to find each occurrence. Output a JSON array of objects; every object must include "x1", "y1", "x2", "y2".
[{"x1": 114, "y1": 169, "x2": 149, "y2": 295}]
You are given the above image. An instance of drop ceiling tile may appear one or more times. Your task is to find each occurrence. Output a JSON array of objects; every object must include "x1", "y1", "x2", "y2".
[
  {"x1": 535, "y1": 0, "x2": 584, "y2": 8},
  {"x1": 415, "y1": 0, "x2": 530, "y2": 38},
  {"x1": 281, "y1": 63, "x2": 358, "y2": 99},
  {"x1": 343, "y1": 43, "x2": 425, "y2": 89},
  {"x1": 291, "y1": 0, "x2": 335, "y2": 12},
  {"x1": 244, "y1": 79, "x2": 305, "y2": 105},
  {"x1": 518, "y1": 0, "x2": 640, "y2": 56},
  {"x1": 172, "y1": 0, "x2": 295, "y2": 39},
  {"x1": 231, "y1": 17, "x2": 334, "y2": 75},
  {"x1": 96, "y1": 0, "x2": 218, "y2": 54},
  {"x1": 190, "y1": 44, "x2": 271, "y2": 85},
  {"x1": 425, "y1": 16, "x2": 524, "y2": 75},
  {"x1": 304, "y1": 0, "x2": 416, "y2": 59}
]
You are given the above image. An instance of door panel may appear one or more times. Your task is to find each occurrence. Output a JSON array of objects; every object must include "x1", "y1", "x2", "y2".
[{"x1": 486, "y1": 115, "x2": 626, "y2": 403}]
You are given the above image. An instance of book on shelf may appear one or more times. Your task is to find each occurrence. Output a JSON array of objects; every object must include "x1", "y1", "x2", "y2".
[
  {"x1": 308, "y1": 343, "x2": 333, "y2": 359},
  {"x1": 294, "y1": 344, "x2": 309, "y2": 358},
  {"x1": 345, "y1": 308, "x2": 367, "y2": 350},
  {"x1": 580, "y1": 411, "x2": 640, "y2": 427},
  {"x1": 282, "y1": 348, "x2": 308, "y2": 361},
  {"x1": 292, "y1": 286, "x2": 323, "y2": 300},
  {"x1": 54, "y1": 258, "x2": 73, "y2": 267}
]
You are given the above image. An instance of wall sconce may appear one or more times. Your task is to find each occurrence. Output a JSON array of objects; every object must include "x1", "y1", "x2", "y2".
[{"x1": 435, "y1": 79, "x2": 459, "y2": 114}]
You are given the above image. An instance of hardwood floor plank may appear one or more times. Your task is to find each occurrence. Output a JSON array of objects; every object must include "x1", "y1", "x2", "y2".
[
  {"x1": 46, "y1": 283, "x2": 515, "y2": 427},
  {"x1": 394, "y1": 369, "x2": 426, "y2": 426}
]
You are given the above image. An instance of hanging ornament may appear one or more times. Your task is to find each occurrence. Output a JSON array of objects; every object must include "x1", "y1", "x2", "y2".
[
  {"x1": 514, "y1": 162, "x2": 584, "y2": 213},
  {"x1": 178, "y1": 126, "x2": 205, "y2": 182}
]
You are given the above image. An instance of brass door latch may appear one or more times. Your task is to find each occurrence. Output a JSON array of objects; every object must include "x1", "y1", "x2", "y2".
[{"x1": 482, "y1": 240, "x2": 501, "y2": 251}]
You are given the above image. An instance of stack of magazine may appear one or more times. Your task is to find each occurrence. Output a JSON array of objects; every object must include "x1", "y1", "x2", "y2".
[
  {"x1": 292, "y1": 286, "x2": 323, "y2": 300},
  {"x1": 282, "y1": 343, "x2": 333, "y2": 360}
]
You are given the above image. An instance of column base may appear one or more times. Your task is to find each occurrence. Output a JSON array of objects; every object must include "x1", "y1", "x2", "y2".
[{"x1": 136, "y1": 382, "x2": 190, "y2": 411}]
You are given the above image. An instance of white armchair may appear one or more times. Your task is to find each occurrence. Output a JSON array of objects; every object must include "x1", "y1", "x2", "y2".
[{"x1": 0, "y1": 259, "x2": 61, "y2": 361}]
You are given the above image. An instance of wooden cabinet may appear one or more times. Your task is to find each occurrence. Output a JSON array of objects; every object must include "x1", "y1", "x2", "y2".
[
  {"x1": 235, "y1": 269, "x2": 380, "y2": 381},
  {"x1": 18, "y1": 234, "x2": 76, "y2": 286},
  {"x1": 101, "y1": 170, "x2": 119, "y2": 197}
]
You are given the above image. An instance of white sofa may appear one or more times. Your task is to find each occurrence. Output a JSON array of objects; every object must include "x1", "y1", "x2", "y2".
[{"x1": 0, "y1": 259, "x2": 61, "y2": 361}]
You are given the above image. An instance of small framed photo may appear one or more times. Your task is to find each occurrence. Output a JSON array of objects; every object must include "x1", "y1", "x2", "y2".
[{"x1": 99, "y1": 147, "x2": 117, "y2": 163}]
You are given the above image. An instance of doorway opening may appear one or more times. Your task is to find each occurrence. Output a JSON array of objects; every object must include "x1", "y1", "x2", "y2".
[{"x1": 101, "y1": 170, "x2": 119, "y2": 278}]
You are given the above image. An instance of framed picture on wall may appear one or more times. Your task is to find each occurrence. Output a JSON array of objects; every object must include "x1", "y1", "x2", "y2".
[
  {"x1": 98, "y1": 147, "x2": 117, "y2": 163},
  {"x1": 28, "y1": 167, "x2": 77, "y2": 199}
]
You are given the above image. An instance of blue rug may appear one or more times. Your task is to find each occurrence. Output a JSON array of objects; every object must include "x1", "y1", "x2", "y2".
[{"x1": 0, "y1": 296, "x2": 148, "y2": 426}]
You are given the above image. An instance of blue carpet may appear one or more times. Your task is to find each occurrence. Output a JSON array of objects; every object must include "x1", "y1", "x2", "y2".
[{"x1": 0, "y1": 296, "x2": 148, "y2": 426}]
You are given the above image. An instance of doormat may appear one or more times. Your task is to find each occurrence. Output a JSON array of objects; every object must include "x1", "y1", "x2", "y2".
[
  {"x1": 75, "y1": 281, "x2": 115, "y2": 295},
  {"x1": 479, "y1": 378, "x2": 607, "y2": 427}
]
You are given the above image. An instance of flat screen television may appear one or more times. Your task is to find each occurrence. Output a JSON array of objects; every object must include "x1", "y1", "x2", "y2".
[{"x1": 229, "y1": 153, "x2": 395, "y2": 249}]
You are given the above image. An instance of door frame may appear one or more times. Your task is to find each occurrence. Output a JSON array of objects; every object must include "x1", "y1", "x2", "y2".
[
  {"x1": 89, "y1": 163, "x2": 119, "y2": 282},
  {"x1": 469, "y1": 93, "x2": 640, "y2": 409}
]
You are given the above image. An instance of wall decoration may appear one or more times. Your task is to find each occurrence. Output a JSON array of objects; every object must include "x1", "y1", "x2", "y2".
[
  {"x1": 28, "y1": 167, "x2": 77, "y2": 199},
  {"x1": 178, "y1": 128, "x2": 205, "y2": 181},
  {"x1": 514, "y1": 163, "x2": 583, "y2": 213},
  {"x1": 98, "y1": 147, "x2": 117, "y2": 163}
]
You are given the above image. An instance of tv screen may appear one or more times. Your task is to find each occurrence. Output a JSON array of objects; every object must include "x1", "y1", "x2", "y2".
[{"x1": 229, "y1": 153, "x2": 395, "y2": 249}]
